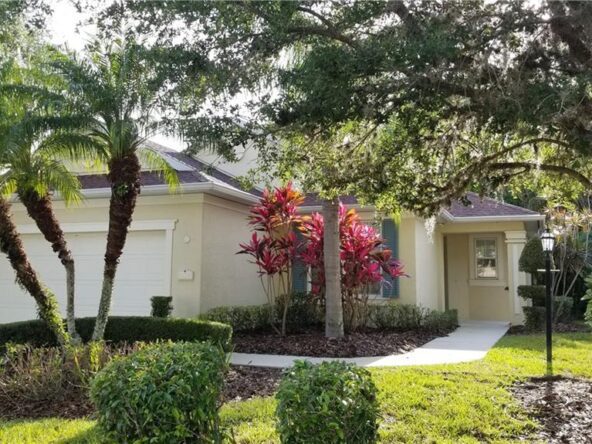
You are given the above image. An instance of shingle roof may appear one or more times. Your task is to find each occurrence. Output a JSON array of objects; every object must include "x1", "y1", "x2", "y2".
[
  {"x1": 301, "y1": 191, "x2": 541, "y2": 220},
  {"x1": 445, "y1": 192, "x2": 540, "y2": 218},
  {"x1": 76, "y1": 140, "x2": 259, "y2": 196}
]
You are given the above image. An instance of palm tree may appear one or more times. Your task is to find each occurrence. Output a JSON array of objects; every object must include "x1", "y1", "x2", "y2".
[
  {"x1": 54, "y1": 38, "x2": 178, "y2": 341},
  {"x1": 0, "y1": 116, "x2": 91, "y2": 343},
  {"x1": 0, "y1": 196, "x2": 70, "y2": 345}
]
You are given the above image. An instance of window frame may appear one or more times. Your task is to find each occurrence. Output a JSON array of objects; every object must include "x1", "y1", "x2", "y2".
[{"x1": 473, "y1": 236, "x2": 499, "y2": 280}]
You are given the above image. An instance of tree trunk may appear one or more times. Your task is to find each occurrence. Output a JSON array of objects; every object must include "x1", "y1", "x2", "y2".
[
  {"x1": 0, "y1": 196, "x2": 70, "y2": 345},
  {"x1": 19, "y1": 190, "x2": 80, "y2": 343},
  {"x1": 92, "y1": 153, "x2": 142, "y2": 341},
  {"x1": 323, "y1": 198, "x2": 344, "y2": 338}
]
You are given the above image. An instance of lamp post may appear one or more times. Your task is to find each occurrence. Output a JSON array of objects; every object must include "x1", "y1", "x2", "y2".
[{"x1": 540, "y1": 229, "x2": 555, "y2": 376}]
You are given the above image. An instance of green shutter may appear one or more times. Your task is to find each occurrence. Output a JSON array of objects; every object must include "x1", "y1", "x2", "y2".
[
  {"x1": 382, "y1": 219, "x2": 400, "y2": 298},
  {"x1": 292, "y1": 231, "x2": 308, "y2": 293}
]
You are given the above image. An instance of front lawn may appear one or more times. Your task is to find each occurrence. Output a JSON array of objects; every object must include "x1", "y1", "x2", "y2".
[{"x1": 1, "y1": 333, "x2": 591, "y2": 443}]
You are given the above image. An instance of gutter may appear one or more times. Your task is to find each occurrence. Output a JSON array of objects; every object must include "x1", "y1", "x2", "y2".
[
  {"x1": 439, "y1": 209, "x2": 545, "y2": 223},
  {"x1": 72, "y1": 182, "x2": 259, "y2": 205}
]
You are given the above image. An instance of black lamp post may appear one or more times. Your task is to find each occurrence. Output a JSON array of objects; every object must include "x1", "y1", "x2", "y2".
[{"x1": 540, "y1": 229, "x2": 555, "y2": 376}]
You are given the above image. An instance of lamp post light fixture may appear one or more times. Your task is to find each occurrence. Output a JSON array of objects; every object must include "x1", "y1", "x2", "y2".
[{"x1": 540, "y1": 229, "x2": 555, "y2": 376}]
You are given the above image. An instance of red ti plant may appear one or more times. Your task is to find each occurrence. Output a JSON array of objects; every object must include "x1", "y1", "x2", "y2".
[
  {"x1": 238, "y1": 183, "x2": 303, "y2": 335},
  {"x1": 300, "y1": 204, "x2": 406, "y2": 330}
]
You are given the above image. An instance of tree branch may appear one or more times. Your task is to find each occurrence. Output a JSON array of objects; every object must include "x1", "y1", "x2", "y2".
[{"x1": 488, "y1": 162, "x2": 592, "y2": 189}]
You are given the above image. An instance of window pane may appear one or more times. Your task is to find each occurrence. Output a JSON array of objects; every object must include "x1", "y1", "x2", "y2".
[
  {"x1": 475, "y1": 238, "x2": 497, "y2": 278},
  {"x1": 475, "y1": 239, "x2": 496, "y2": 259},
  {"x1": 477, "y1": 258, "x2": 497, "y2": 278}
]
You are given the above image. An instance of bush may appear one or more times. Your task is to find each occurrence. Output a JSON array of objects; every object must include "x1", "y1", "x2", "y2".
[
  {"x1": 519, "y1": 237, "x2": 545, "y2": 276},
  {"x1": 517, "y1": 285, "x2": 546, "y2": 304},
  {"x1": 523, "y1": 297, "x2": 574, "y2": 331},
  {"x1": 0, "y1": 342, "x2": 141, "y2": 418},
  {"x1": 202, "y1": 295, "x2": 323, "y2": 333},
  {"x1": 423, "y1": 309, "x2": 459, "y2": 331},
  {"x1": 151, "y1": 296, "x2": 173, "y2": 318},
  {"x1": 276, "y1": 360, "x2": 379, "y2": 444},
  {"x1": 0, "y1": 317, "x2": 232, "y2": 351},
  {"x1": 368, "y1": 303, "x2": 457, "y2": 331},
  {"x1": 202, "y1": 305, "x2": 272, "y2": 332},
  {"x1": 91, "y1": 341, "x2": 227, "y2": 444}
]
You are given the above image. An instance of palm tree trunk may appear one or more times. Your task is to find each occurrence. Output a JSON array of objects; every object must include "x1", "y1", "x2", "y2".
[
  {"x1": 0, "y1": 196, "x2": 70, "y2": 346},
  {"x1": 323, "y1": 198, "x2": 344, "y2": 338},
  {"x1": 92, "y1": 153, "x2": 142, "y2": 341},
  {"x1": 19, "y1": 190, "x2": 80, "y2": 343}
]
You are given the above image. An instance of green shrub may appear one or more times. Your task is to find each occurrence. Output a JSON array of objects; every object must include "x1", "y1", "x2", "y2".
[
  {"x1": 202, "y1": 296, "x2": 323, "y2": 333},
  {"x1": 151, "y1": 296, "x2": 173, "y2": 318},
  {"x1": 517, "y1": 285, "x2": 546, "y2": 304},
  {"x1": 368, "y1": 303, "x2": 457, "y2": 331},
  {"x1": 368, "y1": 303, "x2": 424, "y2": 330},
  {"x1": 0, "y1": 317, "x2": 232, "y2": 350},
  {"x1": 523, "y1": 297, "x2": 574, "y2": 331},
  {"x1": 202, "y1": 305, "x2": 271, "y2": 332},
  {"x1": 422, "y1": 309, "x2": 458, "y2": 331},
  {"x1": 519, "y1": 237, "x2": 545, "y2": 275},
  {"x1": 586, "y1": 300, "x2": 592, "y2": 327},
  {"x1": 276, "y1": 360, "x2": 379, "y2": 444},
  {"x1": 91, "y1": 341, "x2": 227, "y2": 444}
]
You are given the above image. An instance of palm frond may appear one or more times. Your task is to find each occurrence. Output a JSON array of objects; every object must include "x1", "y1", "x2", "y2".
[{"x1": 137, "y1": 148, "x2": 180, "y2": 191}]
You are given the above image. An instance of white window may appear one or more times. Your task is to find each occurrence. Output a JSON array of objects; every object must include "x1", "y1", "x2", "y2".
[{"x1": 474, "y1": 237, "x2": 498, "y2": 279}]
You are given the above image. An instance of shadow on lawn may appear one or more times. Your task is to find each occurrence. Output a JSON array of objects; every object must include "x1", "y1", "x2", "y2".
[
  {"x1": 493, "y1": 332, "x2": 592, "y2": 352},
  {"x1": 56, "y1": 425, "x2": 104, "y2": 444}
]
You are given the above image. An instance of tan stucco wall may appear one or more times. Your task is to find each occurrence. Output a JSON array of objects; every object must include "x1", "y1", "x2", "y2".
[
  {"x1": 199, "y1": 194, "x2": 267, "y2": 312},
  {"x1": 414, "y1": 220, "x2": 444, "y2": 310}
]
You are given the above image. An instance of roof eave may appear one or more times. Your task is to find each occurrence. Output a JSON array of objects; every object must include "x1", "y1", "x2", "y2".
[{"x1": 79, "y1": 182, "x2": 258, "y2": 204}]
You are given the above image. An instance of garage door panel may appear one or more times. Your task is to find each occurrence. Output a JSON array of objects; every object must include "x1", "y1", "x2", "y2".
[{"x1": 0, "y1": 229, "x2": 168, "y2": 323}]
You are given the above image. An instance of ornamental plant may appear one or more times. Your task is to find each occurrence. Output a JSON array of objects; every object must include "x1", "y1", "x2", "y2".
[
  {"x1": 300, "y1": 204, "x2": 406, "y2": 330},
  {"x1": 238, "y1": 183, "x2": 303, "y2": 335}
]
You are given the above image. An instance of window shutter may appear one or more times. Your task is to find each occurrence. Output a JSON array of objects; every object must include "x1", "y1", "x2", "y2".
[
  {"x1": 382, "y1": 219, "x2": 400, "y2": 298},
  {"x1": 292, "y1": 230, "x2": 308, "y2": 293}
]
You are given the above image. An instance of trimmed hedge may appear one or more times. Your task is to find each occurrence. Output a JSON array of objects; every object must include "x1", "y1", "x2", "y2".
[
  {"x1": 92, "y1": 341, "x2": 227, "y2": 443},
  {"x1": 368, "y1": 303, "x2": 458, "y2": 332},
  {"x1": 517, "y1": 285, "x2": 546, "y2": 303},
  {"x1": 202, "y1": 294, "x2": 323, "y2": 333},
  {"x1": 150, "y1": 296, "x2": 173, "y2": 318},
  {"x1": 0, "y1": 317, "x2": 232, "y2": 350},
  {"x1": 518, "y1": 237, "x2": 545, "y2": 275}
]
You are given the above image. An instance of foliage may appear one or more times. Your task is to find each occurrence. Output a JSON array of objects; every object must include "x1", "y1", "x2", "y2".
[
  {"x1": 518, "y1": 238, "x2": 545, "y2": 276},
  {"x1": 238, "y1": 183, "x2": 303, "y2": 335},
  {"x1": 202, "y1": 297, "x2": 323, "y2": 333},
  {"x1": 581, "y1": 273, "x2": 592, "y2": 328},
  {"x1": 517, "y1": 285, "x2": 546, "y2": 304},
  {"x1": 150, "y1": 296, "x2": 173, "y2": 318},
  {"x1": 202, "y1": 305, "x2": 272, "y2": 333},
  {"x1": 91, "y1": 341, "x2": 227, "y2": 444},
  {"x1": 276, "y1": 360, "x2": 379, "y2": 444},
  {"x1": 4, "y1": 333, "x2": 592, "y2": 443},
  {"x1": 299, "y1": 204, "x2": 406, "y2": 331},
  {"x1": 0, "y1": 342, "x2": 140, "y2": 415},
  {"x1": 523, "y1": 298, "x2": 573, "y2": 332},
  {"x1": 368, "y1": 303, "x2": 457, "y2": 332},
  {"x1": 0, "y1": 317, "x2": 232, "y2": 351}
]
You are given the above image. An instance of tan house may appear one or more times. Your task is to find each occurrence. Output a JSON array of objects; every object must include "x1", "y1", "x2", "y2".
[{"x1": 0, "y1": 143, "x2": 543, "y2": 325}]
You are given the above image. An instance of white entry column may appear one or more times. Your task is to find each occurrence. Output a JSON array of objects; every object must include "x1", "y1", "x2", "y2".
[{"x1": 505, "y1": 231, "x2": 529, "y2": 323}]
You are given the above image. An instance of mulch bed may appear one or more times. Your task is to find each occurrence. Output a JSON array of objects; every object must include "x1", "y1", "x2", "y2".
[
  {"x1": 233, "y1": 327, "x2": 453, "y2": 357},
  {"x1": 513, "y1": 376, "x2": 592, "y2": 443},
  {"x1": 0, "y1": 365, "x2": 284, "y2": 420}
]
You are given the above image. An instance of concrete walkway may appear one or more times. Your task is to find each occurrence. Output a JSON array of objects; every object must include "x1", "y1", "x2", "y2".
[{"x1": 230, "y1": 320, "x2": 509, "y2": 368}]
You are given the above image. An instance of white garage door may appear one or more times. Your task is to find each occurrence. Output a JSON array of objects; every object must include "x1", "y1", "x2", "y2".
[{"x1": 0, "y1": 228, "x2": 169, "y2": 323}]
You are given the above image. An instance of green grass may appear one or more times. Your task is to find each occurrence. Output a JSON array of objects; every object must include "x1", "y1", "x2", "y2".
[{"x1": 1, "y1": 333, "x2": 591, "y2": 443}]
